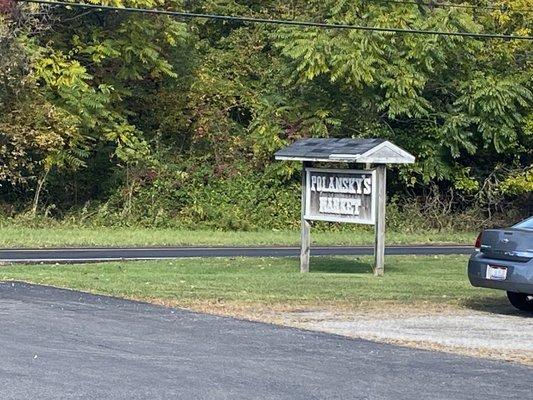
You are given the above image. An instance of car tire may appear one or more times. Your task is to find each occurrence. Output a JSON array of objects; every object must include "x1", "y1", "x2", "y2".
[{"x1": 506, "y1": 291, "x2": 533, "y2": 312}]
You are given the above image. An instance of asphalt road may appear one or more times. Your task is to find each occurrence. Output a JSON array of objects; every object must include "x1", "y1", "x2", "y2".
[
  {"x1": 0, "y1": 245, "x2": 472, "y2": 263},
  {"x1": 0, "y1": 282, "x2": 531, "y2": 400}
]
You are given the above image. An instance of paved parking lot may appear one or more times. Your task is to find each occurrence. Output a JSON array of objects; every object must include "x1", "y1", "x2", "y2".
[{"x1": 1, "y1": 282, "x2": 531, "y2": 400}]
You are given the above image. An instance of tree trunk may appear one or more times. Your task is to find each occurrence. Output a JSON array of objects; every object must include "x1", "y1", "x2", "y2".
[{"x1": 31, "y1": 168, "x2": 49, "y2": 217}]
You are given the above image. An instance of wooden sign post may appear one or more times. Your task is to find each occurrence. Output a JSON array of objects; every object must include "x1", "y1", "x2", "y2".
[
  {"x1": 374, "y1": 165, "x2": 386, "y2": 276},
  {"x1": 300, "y1": 162, "x2": 311, "y2": 273},
  {"x1": 276, "y1": 138, "x2": 415, "y2": 276}
]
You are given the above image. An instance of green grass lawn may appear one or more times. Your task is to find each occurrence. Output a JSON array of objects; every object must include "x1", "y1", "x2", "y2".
[
  {"x1": 0, "y1": 226, "x2": 475, "y2": 248},
  {"x1": 0, "y1": 255, "x2": 503, "y2": 311}
]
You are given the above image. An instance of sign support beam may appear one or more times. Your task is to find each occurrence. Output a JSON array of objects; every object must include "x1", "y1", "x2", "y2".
[
  {"x1": 374, "y1": 165, "x2": 386, "y2": 276},
  {"x1": 300, "y1": 162, "x2": 311, "y2": 273}
]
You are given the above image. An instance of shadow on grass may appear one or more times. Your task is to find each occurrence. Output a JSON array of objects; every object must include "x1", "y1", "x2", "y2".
[
  {"x1": 461, "y1": 296, "x2": 532, "y2": 318},
  {"x1": 309, "y1": 257, "x2": 373, "y2": 274}
]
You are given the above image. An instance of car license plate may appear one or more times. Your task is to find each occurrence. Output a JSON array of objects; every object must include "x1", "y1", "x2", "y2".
[{"x1": 486, "y1": 265, "x2": 507, "y2": 281}]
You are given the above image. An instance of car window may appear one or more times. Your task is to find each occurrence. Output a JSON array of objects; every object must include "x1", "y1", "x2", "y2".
[{"x1": 513, "y1": 216, "x2": 533, "y2": 230}]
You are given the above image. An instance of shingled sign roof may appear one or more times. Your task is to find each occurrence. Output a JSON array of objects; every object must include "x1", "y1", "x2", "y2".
[{"x1": 275, "y1": 138, "x2": 415, "y2": 164}]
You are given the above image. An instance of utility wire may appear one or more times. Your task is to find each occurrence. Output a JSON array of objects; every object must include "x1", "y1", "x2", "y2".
[{"x1": 15, "y1": 0, "x2": 533, "y2": 41}]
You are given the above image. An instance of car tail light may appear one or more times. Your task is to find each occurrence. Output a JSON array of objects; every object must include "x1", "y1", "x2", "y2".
[{"x1": 474, "y1": 232, "x2": 482, "y2": 250}]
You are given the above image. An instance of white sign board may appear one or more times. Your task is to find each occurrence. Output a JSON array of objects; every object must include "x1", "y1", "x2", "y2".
[{"x1": 304, "y1": 168, "x2": 377, "y2": 224}]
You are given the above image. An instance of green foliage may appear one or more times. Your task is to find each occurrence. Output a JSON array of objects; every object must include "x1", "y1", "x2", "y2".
[
  {"x1": 272, "y1": 1, "x2": 532, "y2": 187},
  {"x1": 1, "y1": 0, "x2": 531, "y2": 227},
  {"x1": 73, "y1": 161, "x2": 302, "y2": 230},
  {"x1": 499, "y1": 168, "x2": 533, "y2": 195},
  {"x1": 0, "y1": 16, "x2": 87, "y2": 190},
  {"x1": 176, "y1": 169, "x2": 301, "y2": 230}
]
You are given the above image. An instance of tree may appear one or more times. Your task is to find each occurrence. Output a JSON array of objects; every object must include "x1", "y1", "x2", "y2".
[
  {"x1": 271, "y1": 1, "x2": 532, "y2": 189},
  {"x1": 1, "y1": 1, "x2": 190, "y2": 213},
  {"x1": 1, "y1": 0, "x2": 531, "y2": 225}
]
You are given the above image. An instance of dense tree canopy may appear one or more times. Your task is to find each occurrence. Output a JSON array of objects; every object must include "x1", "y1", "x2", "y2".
[{"x1": 0, "y1": 0, "x2": 531, "y2": 228}]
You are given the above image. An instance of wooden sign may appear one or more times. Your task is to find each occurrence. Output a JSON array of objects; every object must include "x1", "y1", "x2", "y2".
[
  {"x1": 275, "y1": 138, "x2": 415, "y2": 276},
  {"x1": 304, "y1": 168, "x2": 376, "y2": 225}
]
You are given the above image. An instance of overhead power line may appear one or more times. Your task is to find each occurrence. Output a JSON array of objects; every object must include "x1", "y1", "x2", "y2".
[{"x1": 14, "y1": 0, "x2": 533, "y2": 41}]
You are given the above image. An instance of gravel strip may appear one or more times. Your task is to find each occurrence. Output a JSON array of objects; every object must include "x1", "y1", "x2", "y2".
[{"x1": 272, "y1": 308, "x2": 533, "y2": 364}]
